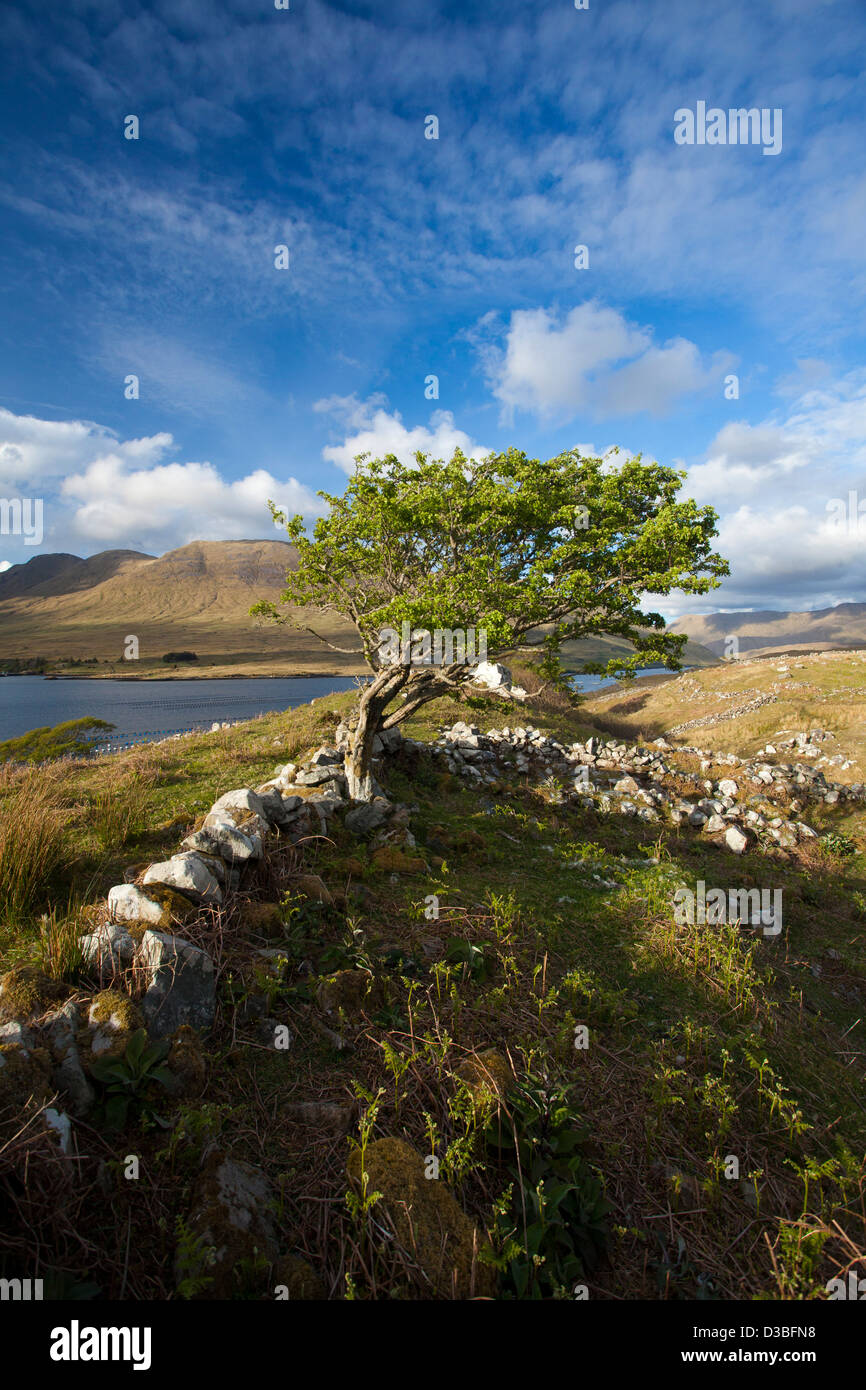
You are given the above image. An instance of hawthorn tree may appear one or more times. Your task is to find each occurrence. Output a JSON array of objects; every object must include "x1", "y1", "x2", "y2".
[{"x1": 252, "y1": 447, "x2": 728, "y2": 800}]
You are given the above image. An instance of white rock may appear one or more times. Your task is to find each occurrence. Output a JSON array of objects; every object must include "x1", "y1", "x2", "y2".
[
  {"x1": 470, "y1": 661, "x2": 511, "y2": 690},
  {"x1": 182, "y1": 823, "x2": 260, "y2": 863},
  {"x1": 43, "y1": 1107, "x2": 72, "y2": 1154},
  {"x1": 143, "y1": 855, "x2": 222, "y2": 905},
  {"x1": 725, "y1": 826, "x2": 750, "y2": 854},
  {"x1": 210, "y1": 787, "x2": 267, "y2": 821},
  {"x1": 108, "y1": 883, "x2": 167, "y2": 926}
]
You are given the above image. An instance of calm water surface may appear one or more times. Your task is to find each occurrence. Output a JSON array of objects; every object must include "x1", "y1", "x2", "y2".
[
  {"x1": 0, "y1": 675, "x2": 358, "y2": 745},
  {"x1": 0, "y1": 666, "x2": 680, "y2": 746}
]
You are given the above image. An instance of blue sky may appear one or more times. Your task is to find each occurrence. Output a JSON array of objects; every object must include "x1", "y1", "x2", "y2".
[{"x1": 1, "y1": 0, "x2": 865, "y2": 618}]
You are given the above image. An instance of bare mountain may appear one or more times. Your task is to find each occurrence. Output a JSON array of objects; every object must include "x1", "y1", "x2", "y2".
[
  {"x1": 0, "y1": 551, "x2": 150, "y2": 600},
  {"x1": 0, "y1": 539, "x2": 364, "y2": 670},
  {"x1": 670, "y1": 601, "x2": 866, "y2": 658}
]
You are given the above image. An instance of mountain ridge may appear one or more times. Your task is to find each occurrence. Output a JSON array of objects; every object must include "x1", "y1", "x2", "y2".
[{"x1": 671, "y1": 601, "x2": 866, "y2": 657}]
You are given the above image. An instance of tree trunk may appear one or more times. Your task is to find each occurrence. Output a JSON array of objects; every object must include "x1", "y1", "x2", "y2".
[{"x1": 345, "y1": 665, "x2": 409, "y2": 801}]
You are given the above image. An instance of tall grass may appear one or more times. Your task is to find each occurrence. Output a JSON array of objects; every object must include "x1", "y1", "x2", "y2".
[
  {"x1": 0, "y1": 767, "x2": 73, "y2": 920},
  {"x1": 88, "y1": 762, "x2": 158, "y2": 848}
]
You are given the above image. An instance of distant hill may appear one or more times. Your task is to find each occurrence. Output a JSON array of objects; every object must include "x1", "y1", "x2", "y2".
[
  {"x1": 0, "y1": 551, "x2": 149, "y2": 600},
  {"x1": 556, "y1": 633, "x2": 719, "y2": 670},
  {"x1": 670, "y1": 601, "x2": 866, "y2": 658},
  {"x1": 0, "y1": 539, "x2": 365, "y2": 671}
]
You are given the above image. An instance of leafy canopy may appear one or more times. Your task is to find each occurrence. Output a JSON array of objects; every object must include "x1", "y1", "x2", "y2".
[{"x1": 253, "y1": 447, "x2": 728, "y2": 678}]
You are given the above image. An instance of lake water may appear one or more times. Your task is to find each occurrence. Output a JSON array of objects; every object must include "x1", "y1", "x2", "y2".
[
  {"x1": 0, "y1": 675, "x2": 359, "y2": 746},
  {"x1": 0, "y1": 666, "x2": 678, "y2": 748},
  {"x1": 570, "y1": 666, "x2": 678, "y2": 694}
]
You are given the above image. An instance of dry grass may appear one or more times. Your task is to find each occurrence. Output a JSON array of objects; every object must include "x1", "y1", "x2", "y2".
[{"x1": 0, "y1": 766, "x2": 74, "y2": 922}]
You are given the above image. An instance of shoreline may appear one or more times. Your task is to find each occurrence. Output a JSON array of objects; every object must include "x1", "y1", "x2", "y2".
[{"x1": 41, "y1": 670, "x2": 361, "y2": 682}]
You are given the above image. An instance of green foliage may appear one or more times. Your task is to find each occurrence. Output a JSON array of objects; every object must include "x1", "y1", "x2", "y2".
[
  {"x1": 818, "y1": 831, "x2": 857, "y2": 858},
  {"x1": 444, "y1": 935, "x2": 494, "y2": 982},
  {"x1": 486, "y1": 1071, "x2": 610, "y2": 1298},
  {"x1": 90, "y1": 1029, "x2": 174, "y2": 1130},
  {"x1": 0, "y1": 716, "x2": 114, "y2": 764},
  {"x1": 162, "y1": 651, "x2": 198, "y2": 663},
  {"x1": 253, "y1": 447, "x2": 728, "y2": 716},
  {"x1": 174, "y1": 1217, "x2": 216, "y2": 1299}
]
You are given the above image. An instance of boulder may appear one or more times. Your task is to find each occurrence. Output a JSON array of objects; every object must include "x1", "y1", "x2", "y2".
[
  {"x1": 0, "y1": 1019, "x2": 35, "y2": 1053},
  {"x1": 455, "y1": 1049, "x2": 512, "y2": 1109},
  {"x1": 143, "y1": 855, "x2": 222, "y2": 906},
  {"x1": 344, "y1": 797, "x2": 391, "y2": 836},
  {"x1": 725, "y1": 825, "x2": 751, "y2": 855},
  {"x1": 87, "y1": 989, "x2": 144, "y2": 1057},
  {"x1": 210, "y1": 787, "x2": 268, "y2": 821},
  {"x1": 255, "y1": 787, "x2": 295, "y2": 827},
  {"x1": 136, "y1": 931, "x2": 216, "y2": 1038},
  {"x1": 293, "y1": 873, "x2": 334, "y2": 907},
  {"x1": 79, "y1": 920, "x2": 137, "y2": 978},
  {"x1": 177, "y1": 1154, "x2": 279, "y2": 1299},
  {"x1": 294, "y1": 766, "x2": 343, "y2": 787},
  {"x1": 44, "y1": 1000, "x2": 94, "y2": 1117},
  {"x1": 346, "y1": 1138, "x2": 496, "y2": 1298},
  {"x1": 182, "y1": 823, "x2": 261, "y2": 864},
  {"x1": 0, "y1": 966, "x2": 65, "y2": 1023},
  {"x1": 108, "y1": 883, "x2": 172, "y2": 927}
]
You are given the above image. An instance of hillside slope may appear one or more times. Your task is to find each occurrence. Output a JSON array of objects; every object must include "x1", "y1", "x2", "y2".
[
  {"x1": 671, "y1": 601, "x2": 866, "y2": 657},
  {"x1": 0, "y1": 539, "x2": 365, "y2": 672}
]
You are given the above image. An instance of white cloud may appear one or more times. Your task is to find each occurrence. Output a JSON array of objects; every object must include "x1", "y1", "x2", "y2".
[
  {"x1": 0, "y1": 408, "x2": 171, "y2": 490},
  {"x1": 61, "y1": 457, "x2": 322, "y2": 553},
  {"x1": 0, "y1": 408, "x2": 322, "y2": 558},
  {"x1": 314, "y1": 394, "x2": 490, "y2": 473},
  {"x1": 481, "y1": 302, "x2": 731, "y2": 423},
  {"x1": 662, "y1": 370, "x2": 866, "y2": 616}
]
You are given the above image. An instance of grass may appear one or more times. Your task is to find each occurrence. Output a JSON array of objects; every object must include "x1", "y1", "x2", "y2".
[
  {"x1": 1, "y1": 659, "x2": 865, "y2": 1299},
  {"x1": 583, "y1": 649, "x2": 866, "y2": 779}
]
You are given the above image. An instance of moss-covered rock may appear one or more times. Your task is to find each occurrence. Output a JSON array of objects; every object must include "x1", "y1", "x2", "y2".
[
  {"x1": 0, "y1": 966, "x2": 66, "y2": 1023},
  {"x1": 177, "y1": 1153, "x2": 279, "y2": 1299},
  {"x1": 272, "y1": 1254, "x2": 327, "y2": 1300},
  {"x1": 316, "y1": 969, "x2": 387, "y2": 1022},
  {"x1": 293, "y1": 874, "x2": 334, "y2": 907},
  {"x1": 124, "y1": 883, "x2": 198, "y2": 929},
  {"x1": 370, "y1": 846, "x2": 427, "y2": 874},
  {"x1": 87, "y1": 989, "x2": 143, "y2": 1057},
  {"x1": 0, "y1": 1043, "x2": 53, "y2": 1117},
  {"x1": 239, "y1": 901, "x2": 285, "y2": 939},
  {"x1": 166, "y1": 1026, "x2": 207, "y2": 1097},
  {"x1": 347, "y1": 1137, "x2": 497, "y2": 1299},
  {"x1": 455, "y1": 1049, "x2": 512, "y2": 1110}
]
